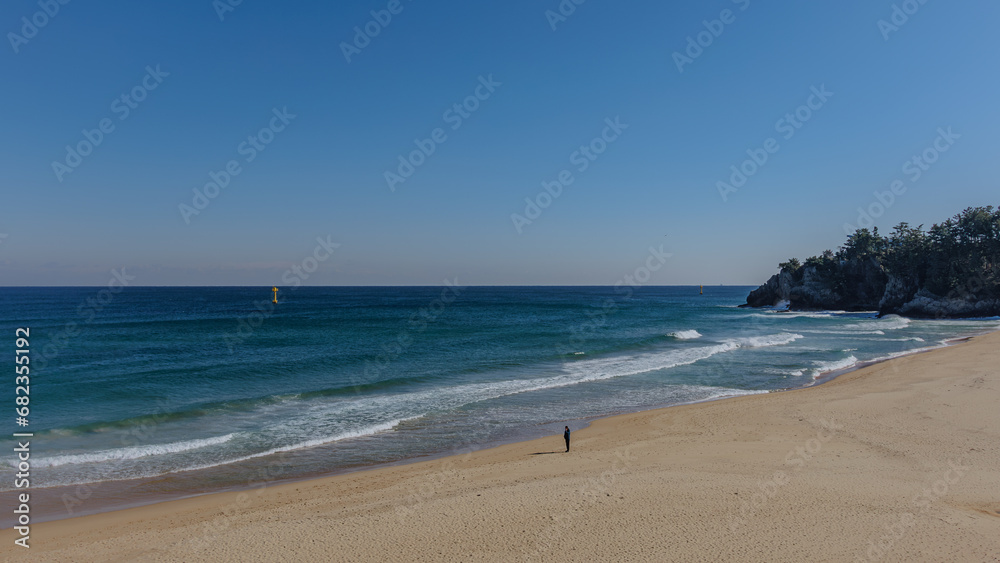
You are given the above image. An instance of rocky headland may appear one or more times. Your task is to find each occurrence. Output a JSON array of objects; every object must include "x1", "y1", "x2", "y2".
[{"x1": 742, "y1": 206, "x2": 1000, "y2": 318}]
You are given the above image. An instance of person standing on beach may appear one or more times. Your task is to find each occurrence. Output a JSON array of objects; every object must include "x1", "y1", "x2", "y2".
[{"x1": 564, "y1": 426, "x2": 571, "y2": 452}]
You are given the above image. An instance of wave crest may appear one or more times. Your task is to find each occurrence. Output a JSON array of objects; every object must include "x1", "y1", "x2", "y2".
[
  {"x1": 668, "y1": 330, "x2": 702, "y2": 340},
  {"x1": 34, "y1": 433, "x2": 238, "y2": 468},
  {"x1": 728, "y1": 333, "x2": 804, "y2": 348},
  {"x1": 810, "y1": 355, "x2": 859, "y2": 378}
]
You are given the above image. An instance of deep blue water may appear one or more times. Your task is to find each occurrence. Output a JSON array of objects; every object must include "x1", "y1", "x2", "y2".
[{"x1": 1, "y1": 286, "x2": 997, "y2": 520}]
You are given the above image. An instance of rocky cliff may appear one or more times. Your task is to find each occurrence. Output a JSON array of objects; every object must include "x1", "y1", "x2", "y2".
[
  {"x1": 743, "y1": 267, "x2": 1000, "y2": 318},
  {"x1": 742, "y1": 257, "x2": 887, "y2": 312}
]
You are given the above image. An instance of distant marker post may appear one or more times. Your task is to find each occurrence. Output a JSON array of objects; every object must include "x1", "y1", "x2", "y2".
[{"x1": 272, "y1": 287, "x2": 278, "y2": 304}]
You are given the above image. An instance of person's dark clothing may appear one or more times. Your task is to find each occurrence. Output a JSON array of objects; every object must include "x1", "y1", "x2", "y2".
[{"x1": 564, "y1": 428, "x2": 570, "y2": 452}]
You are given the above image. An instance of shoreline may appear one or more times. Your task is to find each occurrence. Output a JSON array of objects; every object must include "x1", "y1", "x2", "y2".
[
  {"x1": 4, "y1": 330, "x2": 999, "y2": 560},
  {"x1": 3, "y1": 329, "x2": 991, "y2": 529}
]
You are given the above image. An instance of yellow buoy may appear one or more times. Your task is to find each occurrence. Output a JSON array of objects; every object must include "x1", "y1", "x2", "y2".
[
  {"x1": 700, "y1": 285, "x2": 703, "y2": 295},
  {"x1": 272, "y1": 287, "x2": 278, "y2": 304}
]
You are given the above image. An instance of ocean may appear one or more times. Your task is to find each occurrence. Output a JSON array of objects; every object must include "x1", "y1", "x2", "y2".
[{"x1": 2, "y1": 286, "x2": 998, "y2": 524}]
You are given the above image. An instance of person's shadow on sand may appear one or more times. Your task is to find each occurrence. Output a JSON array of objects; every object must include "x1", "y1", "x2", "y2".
[{"x1": 528, "y1": 451, "x2": 563, "y2": 455}]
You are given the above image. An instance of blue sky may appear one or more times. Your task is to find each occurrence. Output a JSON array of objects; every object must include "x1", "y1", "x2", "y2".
[{"x1": 1, "y1": 0, "x2": 997, "y2": 285}]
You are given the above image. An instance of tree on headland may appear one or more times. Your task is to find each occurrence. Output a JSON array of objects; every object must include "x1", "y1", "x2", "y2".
[
  {"x1": 778, "y1": 258, "x2": 801, "y2": 273},
  {"x1": 840, "y1": 227, "x2": 886, "y2": 262}
]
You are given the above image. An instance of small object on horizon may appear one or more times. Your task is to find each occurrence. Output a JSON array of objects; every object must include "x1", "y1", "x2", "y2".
[
  {"x1": 272, "y1": 286, "x2": 278, "y2": 304},
  {"x1": 700, "y1": 285, "x2": 703, "y2": 295}
]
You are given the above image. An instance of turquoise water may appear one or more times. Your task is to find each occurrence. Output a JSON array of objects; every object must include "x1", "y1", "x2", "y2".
[{"x1": 2, "y1": 286, "x2": 997, "y2": 521}]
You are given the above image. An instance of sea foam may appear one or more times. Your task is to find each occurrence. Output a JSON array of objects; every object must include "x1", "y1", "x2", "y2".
[
  {"x1": 809, "y1": 355, "x2": 859, "y2": 378},
  {"x1": 34, "y1": 433, "x2": 238, "y2": 468},
  {"x1": 668, "y1": 330, "x2": 702, "y2": 340}
]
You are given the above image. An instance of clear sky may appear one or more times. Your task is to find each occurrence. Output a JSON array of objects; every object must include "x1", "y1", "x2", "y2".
[{"x1": 1, "y1": 0, "x2": 997, "y2": 286}]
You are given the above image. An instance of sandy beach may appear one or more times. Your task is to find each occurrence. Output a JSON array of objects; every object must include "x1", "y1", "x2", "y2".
[{"x1": 5, "y1": 331, "x2": 999, "y2": 562}]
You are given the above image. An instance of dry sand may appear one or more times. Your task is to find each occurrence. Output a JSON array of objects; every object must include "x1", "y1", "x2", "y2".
[{"x1": 4, "y1": 332, "x2": 1000, "y2": 562}]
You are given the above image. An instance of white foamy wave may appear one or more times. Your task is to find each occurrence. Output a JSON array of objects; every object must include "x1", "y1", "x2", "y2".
[
  {"x1": 31, "y1": 419, "x2": 418, "y2": 487},
  {"x1": 558, "y1": 333, "x2": 802, "y2": 386},
  {"x1": 866, "y1": 343, "x2": 948, "y2": 363},
  {"x1": 695, "y1": 387, "x2": 769, "y2": 401},
  {"x1": 765, "y1": 367, "x2": 806, "y2": 377},
  {"x1": 748, "y1": 310, "x2": 845, "y2": 319},
  {"x1": 876, "y1": 316, "x2": 911, "y2": 330},
  {"x1": 799, "y1": 329, "x2": 885, "y2": 336},
  {"x1": 748, "y1": 312, "x2": 819, "y2": 319},
  {"x1": 810, "y1": 355, "x2": 858, "y2": 378},
  {"x1": 182, "y1": 418, "x2": 417, "y2": 473},
  {"x1": 844, "y1": 315, "x2": 910, "y2": 331},
  {"x1": 668, "y1": 330, "x2": 702, "y2": 340},
  {"x1": 728, "y1": 333, "x2": 804, "y2": 348},
  {"x1": 342, "y1": 333, "x2": 807, "y2": 419},
  {"x1": 35, "y1": 433, "x2": 238, "y2": 468}
]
